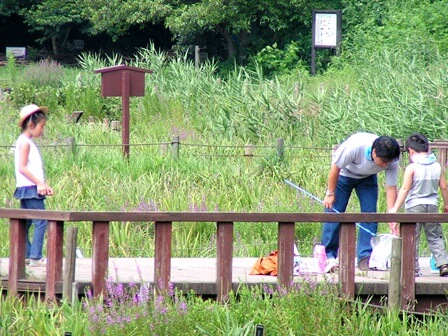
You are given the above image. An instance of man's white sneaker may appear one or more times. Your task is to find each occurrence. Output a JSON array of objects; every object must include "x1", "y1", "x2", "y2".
[
  {"x1": 29, "y1": 258, "x2": 46, "y2": 267},
  {"x1": 324, "y1": 258, "x2": 339, "y2": 273}
]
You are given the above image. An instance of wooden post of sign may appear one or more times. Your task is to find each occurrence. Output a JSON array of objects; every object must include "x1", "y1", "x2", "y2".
[
  {"x1": 122, "y1": 71, "x2": 130, "y2": 159},
  {"x1": 95, "y1": 65, "x2": 152, "y2": 160}
]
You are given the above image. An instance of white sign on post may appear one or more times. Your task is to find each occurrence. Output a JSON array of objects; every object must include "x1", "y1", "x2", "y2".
[
  {"x1": 314, "y1": 13, "x2": 338, "y2": 47},
  {"x1": 6, "y1": 47, "x2": 26, "y2": 59}
]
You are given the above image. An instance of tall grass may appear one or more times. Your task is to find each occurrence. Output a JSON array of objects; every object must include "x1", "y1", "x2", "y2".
[
  {"x1": 2, "y1": 9, "x2": 448, "y2": 334},
  {"x1": 2, "y1": 279, "x2": 447, "y2": 335},
  {"x1": 2, "y1": 44, "x2": 444, "y2": 260}
]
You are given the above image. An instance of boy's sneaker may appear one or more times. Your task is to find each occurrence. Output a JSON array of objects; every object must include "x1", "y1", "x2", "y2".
[
  {"x1": 25, "y1": 258, "x2": 31, "y2": 265},
  {"x1": 324, "y1": 258, "x2": 339, "y2": 273},
  {"x1": 358, "y1": 257, "x2": 370, "y2": 271},
  {"x1": 29, "y1": 258, "x2": 46, "y2": 267},
  {"x1": 439, "y1": 264, "x2": 448, "y2": 277}
]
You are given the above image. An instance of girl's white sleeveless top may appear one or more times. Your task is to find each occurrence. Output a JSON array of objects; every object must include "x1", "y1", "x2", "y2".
[{"x1": 14, "y1": 134, "x2": 44, "y2": 187}]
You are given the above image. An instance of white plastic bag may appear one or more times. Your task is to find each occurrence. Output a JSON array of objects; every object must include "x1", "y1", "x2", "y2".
[
  {"x1": 293, "y1": 243, "x2": 301, "y2": 275},
  {"x1": 369, "y1": 234, "x2": 396, "y2": 270}
]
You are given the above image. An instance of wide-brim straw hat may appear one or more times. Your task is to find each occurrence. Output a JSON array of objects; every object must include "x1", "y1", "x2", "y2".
[{"x1": 18, "y1": 104, "x2": 48, "y2": 127}]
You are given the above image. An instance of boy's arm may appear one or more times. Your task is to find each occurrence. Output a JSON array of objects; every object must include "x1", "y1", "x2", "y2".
[
  {"x1": 389, "y1": 165, "x2": 414, "y2": 213},
  {"x1": 439, "y1": 174, "x2": 448, "y2": 213}
]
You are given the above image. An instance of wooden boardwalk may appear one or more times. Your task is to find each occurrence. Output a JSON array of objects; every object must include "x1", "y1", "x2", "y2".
[{"x1": 2, "y1": 256, "x2": 448, "y2": 308}]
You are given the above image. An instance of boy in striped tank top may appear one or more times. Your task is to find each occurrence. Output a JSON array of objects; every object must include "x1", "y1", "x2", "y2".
[{"x1": 389, "y1": 133, "x2": 448, "y2": 276}]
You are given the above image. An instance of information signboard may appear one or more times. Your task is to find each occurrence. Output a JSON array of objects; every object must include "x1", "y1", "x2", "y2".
[
  {"x1": 6, "y1": 47, "x2": 26, "y2": 58},
  {"x1": 311, "y1": 9, "x2": 342, "y2": 75},
  {"x1": 314, "y1": 13, "x2": 338, "y2": 47}
]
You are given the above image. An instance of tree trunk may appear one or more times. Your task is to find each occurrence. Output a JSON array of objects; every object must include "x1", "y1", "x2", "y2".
[
  {"x1": 217, "y1": 25, "x2": 235, "y2": 59},
  {"x1": 62, "y1": 27, "x2": 71, "y2": 50},
  {"x1": 238, "y1": 30, "x2": 249, "y2": 61},
  {"x1": 51, "y1": 36, "x2": 59, "y2": 56}
]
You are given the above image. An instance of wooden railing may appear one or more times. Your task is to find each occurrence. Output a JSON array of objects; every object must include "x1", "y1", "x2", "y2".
[{"x1": 2, "y1": 208, "x2": 447, "y2": 309}]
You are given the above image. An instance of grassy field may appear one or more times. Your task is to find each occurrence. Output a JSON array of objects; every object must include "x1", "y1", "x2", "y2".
[{"x1": 2, "y1": 27, "x2": 448, "y2": 333}]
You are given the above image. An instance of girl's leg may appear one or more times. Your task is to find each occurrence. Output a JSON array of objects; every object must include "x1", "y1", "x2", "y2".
[
  {"x1": 21, "y1": 198, "x2": 48, "y2": 260},
  {"x1": 21, "y1": 199, "x2": 33, "y2": 258}
]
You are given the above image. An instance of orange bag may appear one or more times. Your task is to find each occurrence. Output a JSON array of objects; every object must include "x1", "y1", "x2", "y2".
[{"x1": 250, "y1": 250, "x2": 278, "y2": 276}]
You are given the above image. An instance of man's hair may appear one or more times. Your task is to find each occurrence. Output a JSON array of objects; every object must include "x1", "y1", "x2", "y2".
[
  {"x1": 405, "y1": 133, "x2": 429, "y2": 153},
  {"x1": 372, "y1": 136, "x2": 400, "y2": 161}
]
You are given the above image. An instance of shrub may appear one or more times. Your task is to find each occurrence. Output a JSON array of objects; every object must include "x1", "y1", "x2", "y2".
[{"x1": 20, "y1": 59, "x2": 65, "y2": 88}]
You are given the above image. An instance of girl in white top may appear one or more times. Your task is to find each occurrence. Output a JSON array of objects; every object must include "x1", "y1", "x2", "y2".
[{"x1": 13, "y1": 104, "x2": 54, "y2": 267}]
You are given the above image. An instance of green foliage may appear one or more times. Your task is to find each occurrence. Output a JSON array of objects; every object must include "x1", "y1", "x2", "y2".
[
  {"x1": 79, "y1": 280, "x2": 448, "y2": 335},
  {"x1": 340, "y1": 0, "x2": 448, "y2": 63},
  {"x1": 250, "y1": 41, "x2": 308, "y2": 78},
  {"x1": 5, "y1": 51, "x2": 18, "y2": 83},
  {"x1": 0, "y1": 290, "x2": 90, "y2": 335},
  {"x1": 10, "y1": 83, "x2": 61, "y2": 111},
  {"x1": 321, "y1": 49, "x2": 448, "y2": 144},
  {"x1": 20, "y1": 0, "x2": 87, "y2": 55},
  {"x1": 3, "y1": 0, "x2": 448, "y2": 258},
  {"x1": 1, "y1": 281, "x2": 448, "y2": 335}
]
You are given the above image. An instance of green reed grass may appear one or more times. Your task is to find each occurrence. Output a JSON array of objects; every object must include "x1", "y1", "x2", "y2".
[{"x1": 1, "y1": 44, "x2": 446, "y2": 261}]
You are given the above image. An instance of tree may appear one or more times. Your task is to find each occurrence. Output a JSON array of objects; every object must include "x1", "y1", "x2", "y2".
[
  {"x1": 0, "y1": 0, "x2": 35, "y2": 16},
  {"x1": 20, "y1": 0, "x2": 87, "y2": 56},
  {"x1": 81, "y1": 0, "x2": 341, "y2": 61}
]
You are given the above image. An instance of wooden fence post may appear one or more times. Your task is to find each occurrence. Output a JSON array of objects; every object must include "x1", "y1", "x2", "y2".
[
  {"x1": 102, "y1": 118, "x2": 109, "y2": 132},
  {"x1": 172, "y1": 136, "x2": 180, "y2": 159},
  {"x1": 388, "y1": 237, "x2": 402, "y2": 310},
  {"x1": 276, "y1": 138, "x2": 284, "y2": 160},
  {"x1": 92, "y1": 221, "x2": 109, "y2": 297},
  {"x1": 217, "y1": 222, "x2": 233, "y2": 302},
  {"x1": 111, "y1": 120, "x2": 121, "y2": 131},
  {"x1": 278, "y1": 222, "x2": 295, "y2": 289},
  {"x1": 63, "y1": 227, "x2": 78, "y2": 303},
  {"x1": 160, "y1": 142, "x2": 169, "y2": 155},
  {"x1": 46, "y1": 220, "x2": 64, "y2": 301},
  {"x1": 88, "y1": 116, "x2": 95, "y2": 129},
  {"x1": 400, "y1": 222, "x2": 416, "y2": 310},
  {"x1": 8, "y1": 218, "x2": 27, "y2": 296},
  {"x1": 154, "y1": 221, "x2": 172, "y2": 293},
  {"x1": 244, "y1": 144, "x2": 253, "y2": 157},
  {"x1": 339, "y1": 222, "x2": 356, "y2": 299},
  {"x1": 66, "y1": 137, "x2": 77, "y2": 156}
]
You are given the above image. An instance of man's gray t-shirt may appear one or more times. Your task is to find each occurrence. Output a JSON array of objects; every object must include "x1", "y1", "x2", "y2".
[{"x1": 332, "y1": 133, "x2": 399, "y2": 186}]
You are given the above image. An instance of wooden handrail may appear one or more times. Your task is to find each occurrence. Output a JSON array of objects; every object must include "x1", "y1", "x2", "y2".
[
  {"x1": 1, "y1": 208, "x2": 441, "y2": 309},
  {"x1": 1, "y1": 208, "x2": 447, "y2": 222}
]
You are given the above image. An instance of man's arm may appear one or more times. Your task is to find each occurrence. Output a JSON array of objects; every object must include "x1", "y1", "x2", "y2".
[
  {"x1": 385, "y1": 185, "x2": 398, "y2": 211},
  {"x1": 389, "y1": 165, "x2": 414, "y2": 213},
  {"x1": 323, "y1": 164, "x2": 341, "y2": 209},
  {"x1": 388, "y1": 165, "x2": 414, "y2": 236}
]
